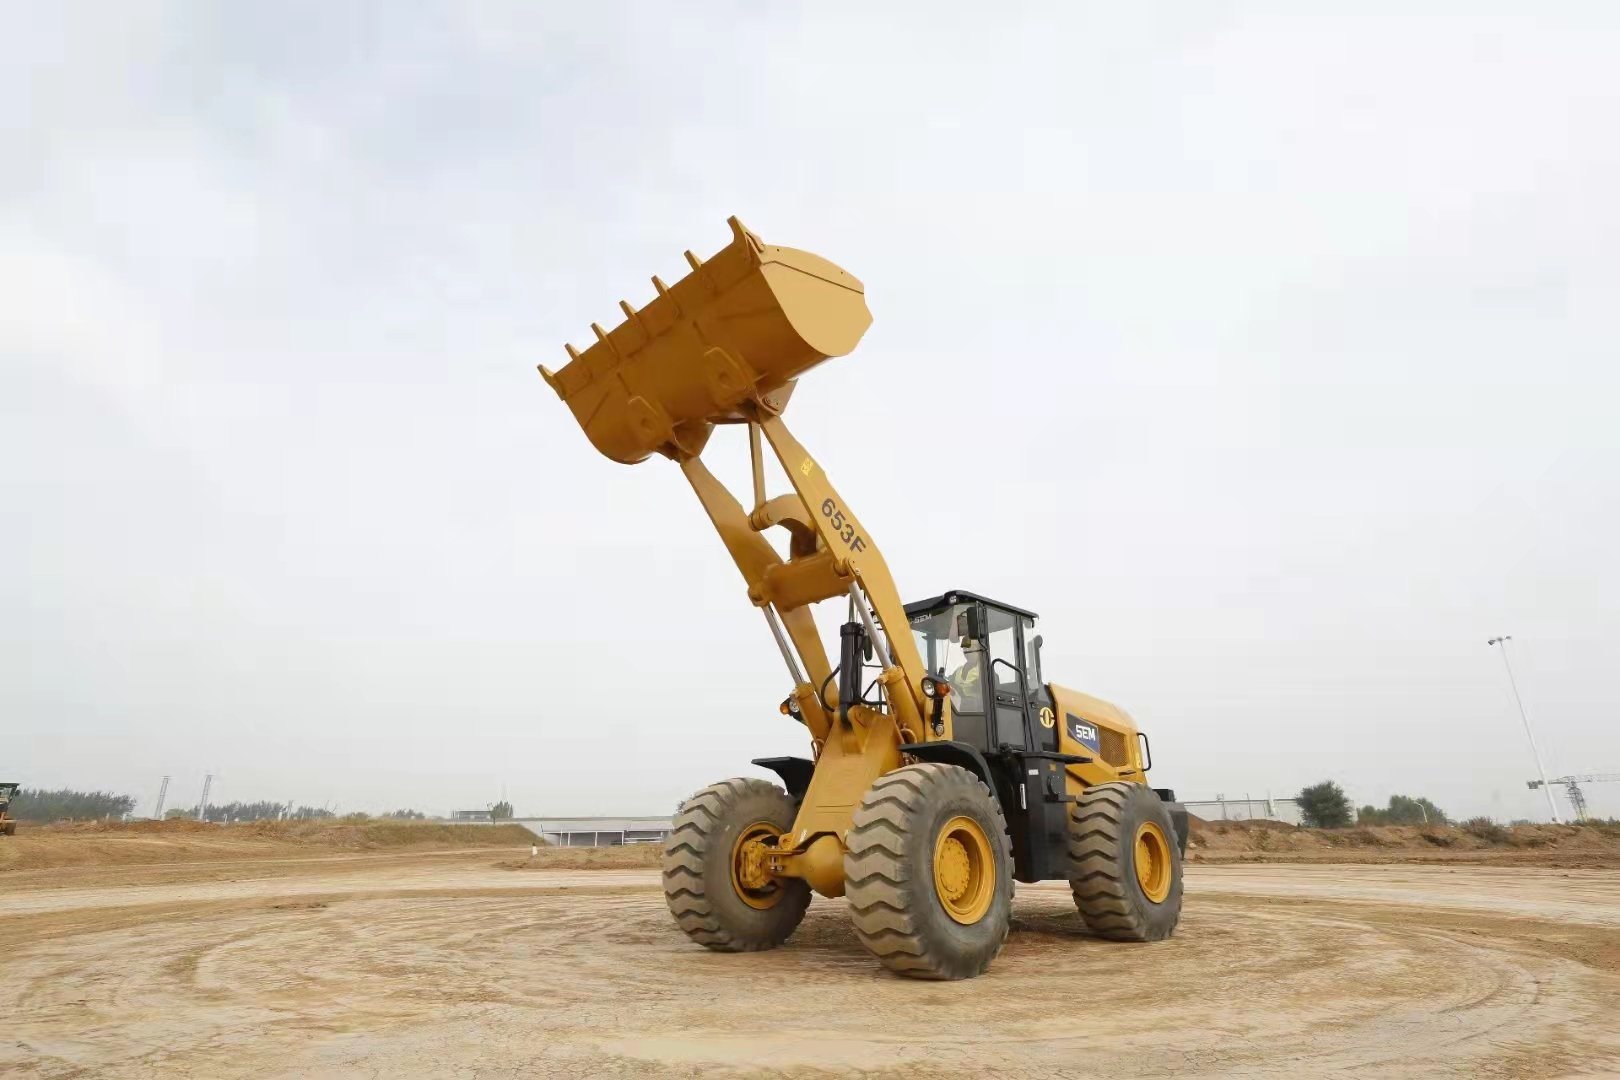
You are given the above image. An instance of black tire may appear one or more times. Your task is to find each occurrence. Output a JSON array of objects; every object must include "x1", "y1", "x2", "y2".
[
  {"x1": 1, "y1": 821, "x2": 13, "y2": 836},
  {"x1": 662, "y1": 777, "x2": 810, "y2": 952},
  {"x1": 845, "y1": 763, "x2": 1013, "y2": 980},
  {"x1": 1068, "y1": 781, "x2": 1183, "y2": 941}
]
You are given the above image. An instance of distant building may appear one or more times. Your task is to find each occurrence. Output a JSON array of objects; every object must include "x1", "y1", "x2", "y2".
[
  {"x1": 450, "y1": 809, "x2": 494, "y2": 822},
  {"x1": 524, "y1": 816, "x2": 673, "y2": 847}
]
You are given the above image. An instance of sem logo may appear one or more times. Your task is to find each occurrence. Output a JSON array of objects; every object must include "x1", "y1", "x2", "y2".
[
  {"x1": 1039, "y1": 706, "x2": 1055, "y2": 729},
  {"x1": 1067, "y1": 714, "x2": 1100, "y2": 753}
]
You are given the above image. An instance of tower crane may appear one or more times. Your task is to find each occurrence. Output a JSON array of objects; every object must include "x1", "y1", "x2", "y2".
[{"x1": 1526, "y1": 773, "x2": 1620, "y2": 822}]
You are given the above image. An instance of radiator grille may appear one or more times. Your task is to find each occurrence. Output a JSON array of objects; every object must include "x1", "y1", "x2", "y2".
[{"x1": 1098, "y1": 726, "x2": 1130, "y2": 768}]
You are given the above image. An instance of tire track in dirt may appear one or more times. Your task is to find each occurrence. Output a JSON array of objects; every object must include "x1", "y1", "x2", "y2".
[{"x1": 2, "y1": 863, "x2": 1616, "y2": 1078}]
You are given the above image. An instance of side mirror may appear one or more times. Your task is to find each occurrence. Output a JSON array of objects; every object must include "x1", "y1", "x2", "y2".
[{"x1": 962, "y1": 606, "x2": 983, "y2": 642}]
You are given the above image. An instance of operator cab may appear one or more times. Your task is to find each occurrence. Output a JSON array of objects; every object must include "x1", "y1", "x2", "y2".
[{"x1": 905, "y1": 591, "x2": 1055, "y2": 756}]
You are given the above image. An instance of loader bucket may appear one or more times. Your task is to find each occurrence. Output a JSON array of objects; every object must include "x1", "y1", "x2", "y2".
[{"x1": 541, "y1": 217, "x2": 872, "y2": 464}]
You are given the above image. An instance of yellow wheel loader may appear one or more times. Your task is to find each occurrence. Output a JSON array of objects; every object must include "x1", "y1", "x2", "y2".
[
  {"x1": 541, "y1": 219, "x2": 1187, "y2": 979},
  {"x1": 0, "y1": 783, "x2": 18, "y2": 836}
]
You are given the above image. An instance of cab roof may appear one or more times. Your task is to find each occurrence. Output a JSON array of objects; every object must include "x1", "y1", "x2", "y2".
[{"x1": 902, "y1": 590, "x2": 1039, "y2": 621}]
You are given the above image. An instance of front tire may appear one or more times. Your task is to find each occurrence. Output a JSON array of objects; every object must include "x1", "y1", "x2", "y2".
[
  {"x1": 845, "y1": 763, "x2": 1013, "y2": 980},
  {"x1": 1068, "y1": 782, "x2": 1183, "y2": 940},
  {"x1": 662, "y1": 778, "x2": 810, "y2": 952}
]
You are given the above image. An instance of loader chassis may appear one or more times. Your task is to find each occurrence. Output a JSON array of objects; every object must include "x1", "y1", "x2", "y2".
[{"x1": 541, "y1": 218, "x2": 1185, "y2": 978}]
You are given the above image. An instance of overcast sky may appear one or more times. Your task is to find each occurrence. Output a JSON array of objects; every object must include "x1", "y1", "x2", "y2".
[{"x1": 5, "y1": 4, "x2": 1618, "y2": 822}]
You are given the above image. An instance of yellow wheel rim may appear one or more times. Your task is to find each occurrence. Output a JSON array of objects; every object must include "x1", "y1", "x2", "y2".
[
  {"x1": 932, "y1": 815, "x2": 995, "y2": 924},
  {"x1": 730, "y1": 821, "x2": 783, "y2": 910},
  {"x1": 1134, "y1": 821, "x2": 1173, "y2": 904}
]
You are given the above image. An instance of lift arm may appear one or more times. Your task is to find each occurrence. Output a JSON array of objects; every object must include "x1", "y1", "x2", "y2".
[
  {"x1": 540, "y1": 217, "x2": 935, "y2": 739},
  {"x1": 542, "y1": 218, "x2": 954, "y2": 896}
]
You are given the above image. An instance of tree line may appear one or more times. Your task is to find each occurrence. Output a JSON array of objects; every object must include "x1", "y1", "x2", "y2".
[
  {"x1": 1295, "y1": 781, "x2": 1449, "y2": 828},
  {"x1": 2, "y1": 787, "x2": 435, "y2": 823},
  {"x1": 169, "y1": 801, "x2": 338, "y2": 822},
  {"x1": 6, "y1": 787, "x2": 137, "y2": 822},
  {"x1": 173, "y1": 803, "x2": 430, "y2": 822}
]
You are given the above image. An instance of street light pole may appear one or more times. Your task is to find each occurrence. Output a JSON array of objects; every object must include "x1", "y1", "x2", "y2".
[{"x1": 1487, "y1": 636, "x2": 1561, "y2": 824}]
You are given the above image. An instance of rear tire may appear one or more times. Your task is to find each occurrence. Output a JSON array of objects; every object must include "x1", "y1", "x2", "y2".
[
  {"x1": 662, "y1": 778, "x2": 810, "y2": 952},
  {"x1": 1068, "y1": 782, "x2": 1183, "y2": 940},
  {"x1": 845, "y1": 763, "x2": 1013, "y2": 980}
]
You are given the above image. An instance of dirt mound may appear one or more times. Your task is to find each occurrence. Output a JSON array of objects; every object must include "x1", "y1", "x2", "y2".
[
  {"x1": 28, "y1": 817, "x2": 535, "y2": 847},
  {"x1": 38, "y1": 818, "x2": 221, "y2": 835},
  {"x1": 1188, "y1": 818, "x2": 1620, "y2": 867},
  {"x1": 226, "y1": 820, "x2": 538, "y2": 849},
  {"x1": 1, "y1": 819, "x2": 538, "y2": 873}
]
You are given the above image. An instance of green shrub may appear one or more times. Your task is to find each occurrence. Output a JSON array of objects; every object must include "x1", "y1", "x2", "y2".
[
  {"x1": 1462, "y1": 816, "x2": 1508, "y2": 844},
  {"x1": 1297, "y1": 781, "x2": 1353, "y2": 828}
]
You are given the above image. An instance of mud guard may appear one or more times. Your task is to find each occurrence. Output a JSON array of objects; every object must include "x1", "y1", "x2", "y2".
[
  {"x1": 898, "y1": 741, "x2": 997, "y2": 793},
  {"x1": 752, "y1": 756, "x2": 815, "y2": 801},
  {"x1": 1154, "y1": 787, "x2": 1190, "y2": 854}
]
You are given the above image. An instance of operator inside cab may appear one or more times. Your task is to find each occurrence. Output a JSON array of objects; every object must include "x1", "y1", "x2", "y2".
[{"x1": 948, "y1": 611, "x2": 984, "y2": 713}]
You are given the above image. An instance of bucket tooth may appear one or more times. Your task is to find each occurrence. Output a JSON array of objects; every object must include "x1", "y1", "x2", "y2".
[
  {"x1": 619, "y1": 300, "x2": 650, "y2": 342},
  {"x1": 544, "y1": 217, "x2": 872, "y2": 465},
  {"x1": 725, "y1": 215, "x2": 761, "y2": 251},
  {"x1": 651, "y1": 275, "x2": 677, "y2": 315},
  {"x1": 589, "y1": 321, "x2": 623, "y2": 360},
  {"x1": 683, "y1": 249, "x2": 716, "y2": 293}
]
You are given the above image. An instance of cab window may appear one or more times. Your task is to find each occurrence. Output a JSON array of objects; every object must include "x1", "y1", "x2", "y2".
[{"x1": 1022, "y1": 617, "x2": 1043, "y2": 694}]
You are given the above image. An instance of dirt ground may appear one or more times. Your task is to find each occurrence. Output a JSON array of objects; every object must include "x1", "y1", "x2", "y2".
[{"x1": 4, "y1": 827, "x2": 1618, "y2": 1078}]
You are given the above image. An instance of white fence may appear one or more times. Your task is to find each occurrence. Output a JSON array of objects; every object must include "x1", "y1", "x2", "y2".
[{"x1": 1181, "y1": 797, "x2": 1304, "y2": 826}]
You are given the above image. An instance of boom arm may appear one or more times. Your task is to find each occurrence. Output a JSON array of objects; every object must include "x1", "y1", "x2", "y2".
[
  {"x1": 541, "y1": 217, "x2": 935, "y2": 741},
  {"x1": 542, "y1": 217, "x2": 947, "y2": 896}
]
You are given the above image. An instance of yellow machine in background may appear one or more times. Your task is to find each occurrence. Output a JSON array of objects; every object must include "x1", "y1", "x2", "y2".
[
  {"x1": 541, "y1": 218, "x2": 1185, "y2": 979},
  {"x1": 0, "y1": 783, "x2": 18, "y2": 836}
]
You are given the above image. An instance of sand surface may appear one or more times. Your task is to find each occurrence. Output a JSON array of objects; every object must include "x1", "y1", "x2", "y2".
[{"x1": 4, "y1": 842, "x2": 1617, "y2": 1078}]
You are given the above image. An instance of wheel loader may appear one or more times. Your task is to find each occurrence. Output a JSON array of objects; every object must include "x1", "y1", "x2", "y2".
[
  {"x1": 540, "y1": 218, "x2": 1188, "y2": 979},
  {"x1": 0, "y1": 783, "x2": 18, "y2": 836}
]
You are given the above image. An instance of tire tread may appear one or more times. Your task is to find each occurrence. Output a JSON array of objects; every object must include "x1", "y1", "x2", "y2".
[
  {"x1": 844, "y1": 763, "x2": 1012, "y2": 980},
  {"x1": 660, "y1": 777, "x2": 809, "y2": 953},
  {"x1": 1066, "y1": 781, "x2": 1182, "y2": 941}
]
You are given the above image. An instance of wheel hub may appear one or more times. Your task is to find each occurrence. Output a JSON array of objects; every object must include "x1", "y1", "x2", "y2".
[
  {"x1": 937, "y1": 837, "x2": 972, "y2": 899},
  {"x1": 1133, "y1": 820, "x2": 1173, "y2": 904},
  {"x1": 731, "y1": 822, "x2": 784, "y2": 910},
  {"x1": 738, "y1": 840, "x2": 770, "y2": 890},
  {"x1": 931, "y1": 815, "x2": 995, "y2": 924}
]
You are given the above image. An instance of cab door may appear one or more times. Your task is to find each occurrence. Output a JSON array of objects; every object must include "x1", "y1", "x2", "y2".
[
  {"x1": 986, "y1": 614, "x2": 1028, "y2": 751},
  {"x1": 1022, "y1": 624, "x2": 1057, "y2": 753}
]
